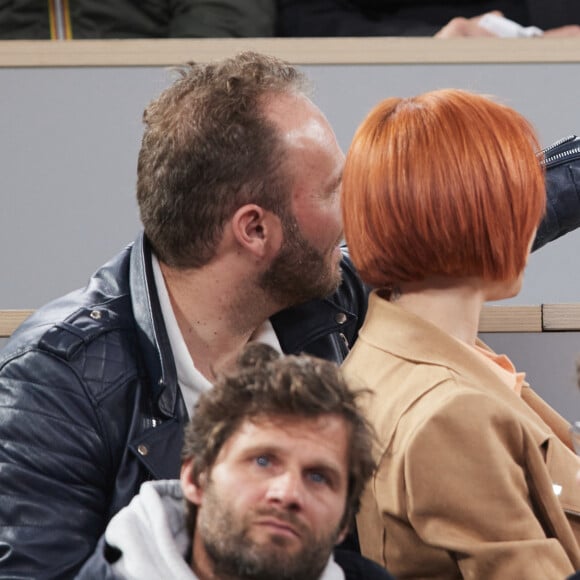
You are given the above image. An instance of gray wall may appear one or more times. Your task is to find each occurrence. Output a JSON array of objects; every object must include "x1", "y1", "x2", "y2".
[{"x1": 1, "y1": 62, "x2": 579, "y2": 419}]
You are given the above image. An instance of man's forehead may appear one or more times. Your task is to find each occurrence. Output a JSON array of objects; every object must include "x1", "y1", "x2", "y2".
[
  {"x1": 244, "y1": 412, "x2": 348, "y2": 433},
  {"x1": 261, "y1": 92, "x2": 330, "y2": 137},
  {"x1": 214, "y1": 413, "x2": 350, "y2": 469},
  {"x1": 260, "y1": 92, "x2": 343, "y2": 192},
  {"x1": 218, "y1": 412, "x2": 347, "y2": 447}
]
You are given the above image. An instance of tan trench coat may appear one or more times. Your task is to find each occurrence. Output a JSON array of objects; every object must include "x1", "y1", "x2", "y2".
[{"x1": 343, "y1": 292, "x2": 580, "y2": 579}]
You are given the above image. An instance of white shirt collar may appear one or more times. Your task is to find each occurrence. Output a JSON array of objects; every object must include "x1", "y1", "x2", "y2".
[{"x1": 151, "y1": 254, "x2": 282, "y2": 416}]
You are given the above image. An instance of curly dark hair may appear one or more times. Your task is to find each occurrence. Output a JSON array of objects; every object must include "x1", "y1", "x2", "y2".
[
  {"x1": 137, "y1": 51, "x2": 309, "y2": 268},
  {"x1": 182, "y1": 343, "x2": 377, "y2": 534}
]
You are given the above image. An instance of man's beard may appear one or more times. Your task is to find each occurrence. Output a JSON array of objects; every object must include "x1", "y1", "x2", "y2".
[
  {"x1": 259, "y1": 214, "x2": 342, "y2": 308},
  {"x1": 195, "y1": 481, "x2": 341, "y2": 580}
]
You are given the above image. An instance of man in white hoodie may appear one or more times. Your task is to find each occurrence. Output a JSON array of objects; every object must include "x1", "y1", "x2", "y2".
[{"x1": 78, "y1": 343, "x2": 394, "y2": 580}]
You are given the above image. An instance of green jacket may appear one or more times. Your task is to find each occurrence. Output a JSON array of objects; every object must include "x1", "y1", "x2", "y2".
[{"x1": 0, "y1": 0, "x2": 275, "y2": 39}]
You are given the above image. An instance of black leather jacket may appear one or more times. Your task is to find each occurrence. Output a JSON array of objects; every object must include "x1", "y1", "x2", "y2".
[{"x1": 1, "y1": 136, "x2": 579, "y2": 578}]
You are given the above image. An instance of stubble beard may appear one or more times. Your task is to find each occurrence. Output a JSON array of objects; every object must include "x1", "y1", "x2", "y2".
[
  {"x1": 195, "y1": 482, "x2": 340, "y2": 580},
  {"x1": 259, "y1": 214, "x2": 342, "y2": 309}
]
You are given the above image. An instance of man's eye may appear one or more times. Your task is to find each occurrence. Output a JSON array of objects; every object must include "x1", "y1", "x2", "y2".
[
  {"x1": 308, "y1": 471, "x2": 328, "y2": 485},
  {"x1": 255, "y1": 455, "x2": 271, "y2": 468}
]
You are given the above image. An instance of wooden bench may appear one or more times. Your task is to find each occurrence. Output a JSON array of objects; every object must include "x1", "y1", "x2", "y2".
[
  {"x1": 478, "y1": 304, "x2": 580, "y2": 332},
  {"x1": 0, "y1": 310, "x2": 34, "y2": 338},
  {"x1": 2, "y1": 305, "x2": 580, "y2": 339}
]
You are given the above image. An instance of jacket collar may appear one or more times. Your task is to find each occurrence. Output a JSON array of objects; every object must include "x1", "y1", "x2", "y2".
[
  {"x1": 130, "y1": 232, "x2": 178, "y2": 418},
  {"x1": 271, "y1": 296, "x2": 355, "y2": 354},
  {"x1": 359, "y1": 291, "x2": 570, "y2": 441},
  {"x1": 361, "y1": 291, "x2": 514, "y2": 387}
]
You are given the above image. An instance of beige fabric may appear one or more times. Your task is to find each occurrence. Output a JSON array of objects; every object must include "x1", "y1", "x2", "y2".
[
  {"x1": 343, "y1": 291, "x2": 580, "y2": 579},
  {"x1": 471, "y1": 343, "x2": 526, "y2": 396}
]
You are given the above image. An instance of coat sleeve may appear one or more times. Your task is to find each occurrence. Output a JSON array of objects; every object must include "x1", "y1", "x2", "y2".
[
  {"x1": 0, "y1": 349, "x2": 115, "y2": 578},
  {"x1": 387, "y1": 390, "x2": 577, "y2": 579},
  {"x1": 533, "y1": 137, "x2": 580, "y2": 251},
  {"x1": 169, "y1": 0, "x2": 276, "y2": 37}
]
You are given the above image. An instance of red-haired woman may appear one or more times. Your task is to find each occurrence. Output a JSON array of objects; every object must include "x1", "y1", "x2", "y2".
[{"x1": 341, "y1": 89, "x2": 580, "y2": 579}]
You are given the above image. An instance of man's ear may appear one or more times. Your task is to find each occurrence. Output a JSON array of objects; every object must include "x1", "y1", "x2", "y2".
[
  {"x1": 335, "y1": 526, "x2": 349, "y2": 546},
  {"x1": 231, "y1": 204, "x2": 283, "y2": 258},
  {"x1": 180, "y1": 459, "x2": 206, "y2": 506}
]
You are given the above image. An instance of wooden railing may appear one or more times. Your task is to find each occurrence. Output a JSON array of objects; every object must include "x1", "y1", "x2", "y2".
[
  {"x1": 0, "y1": 310, "x2": 34, "y2": 338},
  {"x1": 2, "y1": 305, "x2": 580, "y2": 338},
  {"x1": 478, "y1": 304, "x2": 580, "y2": 332},
  {"x1": 1, "y1": 37, "x2": 580, "y2": 68}
]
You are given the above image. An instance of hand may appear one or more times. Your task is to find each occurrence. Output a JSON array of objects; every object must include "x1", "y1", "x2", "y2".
[
  {"x1": 436, "y1": 12, "x2": 580, "y2": 38},
  {"x1": 434, "y1": 11, "x2": 503, "y2": 38},
  {"x1": 543, "y1": 25, "x2": 580, "y2": 37}
]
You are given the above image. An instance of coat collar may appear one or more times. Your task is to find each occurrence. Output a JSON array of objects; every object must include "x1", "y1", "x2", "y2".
[
  {"x1": 129, "y1": 232, "x2": 179, "y2": 419},
  {"x1": 358, "y1": 291, "x2": 572, "y2": 445},
  {"x1": 359, "y1": 291, "x2": 507, "y2": 382},
  {"x1": 271, "y1": 294, "x2": 358, "y2": 354}
]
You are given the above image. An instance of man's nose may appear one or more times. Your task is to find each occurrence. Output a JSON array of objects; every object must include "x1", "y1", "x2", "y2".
[{"x1": 265, "y1": 470, "x2": 304, "y2": 509}]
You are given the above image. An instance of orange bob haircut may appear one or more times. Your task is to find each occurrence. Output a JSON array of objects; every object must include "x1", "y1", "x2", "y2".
[{"x1": 342, "y1": 89, "x2": 546, "y2": 289}]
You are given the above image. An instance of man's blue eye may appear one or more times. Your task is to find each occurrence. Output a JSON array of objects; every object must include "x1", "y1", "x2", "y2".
[
  {"x1": 256, "y1": 455, "x2": 270, "y2": 467},
  {"x1": 308, "y1": 472, "x2": 327, "y2": 484}
]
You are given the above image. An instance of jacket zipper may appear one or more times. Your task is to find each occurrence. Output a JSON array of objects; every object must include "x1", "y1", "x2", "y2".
[
  {"x1": 542, "y1": 135, "x2": 580, "y2": 167},
  {"x1": 544, "y1": 147, "x2": 580, "y2": 167}
]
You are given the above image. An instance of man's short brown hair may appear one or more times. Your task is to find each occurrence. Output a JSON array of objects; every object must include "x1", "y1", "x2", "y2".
[
  {"x1": 137, "y1": 51, "x2": 309, "y2": 268},
  {"x1": 182, "y1": 343, "x2": 377, "y2": 532}
]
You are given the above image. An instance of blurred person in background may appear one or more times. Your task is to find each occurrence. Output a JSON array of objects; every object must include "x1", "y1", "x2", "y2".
[
  {"x1": 0, "y1": 0, "x2": 275, "y2": 39},
  {"x1": 276, "y1": 0, "x2": 580, "y2": 37}
]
